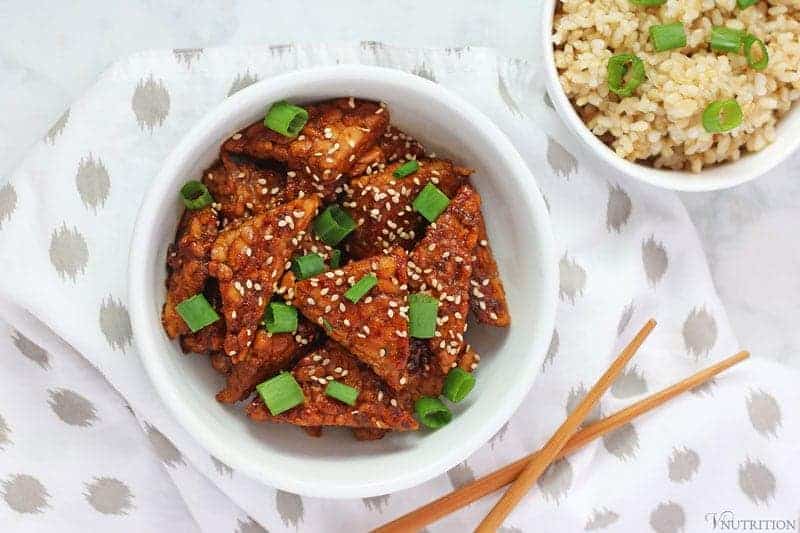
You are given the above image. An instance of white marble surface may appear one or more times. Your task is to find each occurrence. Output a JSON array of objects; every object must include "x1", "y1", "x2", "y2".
[{"x1": 0, "y1": 0, "x2": 798, "y2": 368}]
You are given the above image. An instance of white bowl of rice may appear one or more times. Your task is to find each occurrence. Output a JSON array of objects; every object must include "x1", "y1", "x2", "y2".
[{"x1": 542, "y1": 0, "x2": 800, "y2": 191}]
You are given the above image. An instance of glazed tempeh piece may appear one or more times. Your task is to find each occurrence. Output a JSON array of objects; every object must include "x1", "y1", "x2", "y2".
[
  {"x1": 208, "y1": 196, "x2": 320, "y2": 363},
  {"x1": 162, "y1": 206, "x2": 219, "y2": 338},
  {"x1": 408, "y1": 185, "x2": 480, "y2": 373},
  {"x1": 288, "y1": 249, "x2": 410, "y2": 390},
  {"x1": 203, "y1": 154, "x2": 285, "y2": 221},
  {"x1": 470, "y1": 212, "x2": 510, "y2": 327},
  {"x1": 216, "y1": 319, "x2": 320, "y2": 404},
  {"x1": 223, "y1": 98, "x2": 389, "y2": 196},
  {"x1": 343, "y1": 159, "x2": 471, "y2": 259},
  {"x1": 246, "y1": 341, "x2": 418, "y2": 431}
]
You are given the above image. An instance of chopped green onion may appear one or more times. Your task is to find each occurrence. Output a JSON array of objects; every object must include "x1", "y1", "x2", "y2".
[
  {"x1": 292, "y1": 253, "x2": 325, "y2": 280},
  {"x1": 607, "y1": 54, "x2": 646, "y2": 97},
  {"x1": 443, "y1": 368, "x2": 476, "y2": 403},
  {"x1": 180, "y1": 181, "x2": 213, "y2": 210},
  {"x1": 328, "y1": 249, "x2": 342, "y2": 269},
  {"x1": 629, "y1": 0, "x2": 666, "y2": 5},
  {"x1": 256, "y1": 372, "x2": 304, "y2": 415},
  {"x1": 743, "y1": 34, "x2": 769, "y2": 70},
  {"x1": 322, "y1": 318, "x2": 334, "y2": 333},
  {"x1": 702, "y1": 99, "x2": 743, "y2": 133},
  {"x1": 325, "y1": 381, "x2": 359, "y2": 406},
  {"x1": 264, "y1": 101, "x2": 308, "y2": 137},
  {"x1": 414, "y1": 397, "x2": 452, "y2": 429},
  {"x1": 737, "y1": 0, "x2": 757, "y2": 8},
  {"x1": 409, "y1": 293, "x2": 439, "y2": 339},
  {"x1": 710, "y1": 26, "x2": 745, "y2": 53},
  {"x1": 412, "y1": 183, "x2": 450, "y2": 222},
  {"x1": 263, "y1": 302, "x2": 298, "y2": 334},
  {"x1": 649, "y1": 23, "x2": 686, "y2": 52},
  {"x1": 344, "y1": 274, "x2": 378, "y2": 303},
  {"x1": 393, "y1": 160, "x2": 420, "y2": 178},
  {"x1": 313, "y1": 205, "x2": 357, "y2": 246},
  {"x1": 176, "y1": 294, "x2": 220, "y2": 332}
]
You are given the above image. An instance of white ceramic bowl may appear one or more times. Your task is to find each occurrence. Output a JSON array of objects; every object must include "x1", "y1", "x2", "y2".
[
  {"x1": 128, "y1": 65, "x2": 557, "y2": 498},
  {"x1": 541, "y1": 0, "x2": 800, "y2": 191}
]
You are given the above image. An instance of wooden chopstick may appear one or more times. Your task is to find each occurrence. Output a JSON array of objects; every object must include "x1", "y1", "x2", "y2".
[
  {"x1": 373, "y1": 348, "x2": 750, "y2": 533},
  {"x1": 473, "y1": 318, "x2": 656, "y2": 531}
]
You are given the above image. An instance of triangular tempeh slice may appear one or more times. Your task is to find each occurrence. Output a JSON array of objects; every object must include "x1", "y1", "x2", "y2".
[
  {"x1": 289, "y1": 249, "x2": 410, "y2": 389},
  {"x1": 470, "y1": 211, "x2": 511, "y2": 327},
  {"x1": 162, "y1": 206, "x2": 219, "y2": 338},
  {"x1": 208, "y1": 195, "x2": 320, "y2": 363},
  {"x1": 342, "y1": 158, "x2": 471, "y2": 259},
  {"x1": 245, "y1": 341, "x2": 418, "y2": 432},
  {"x1": 408, "y1": 185, "x2": 480, "y2": 373},
  {"x1": 223, "y1": 98, "x2": 389, "y2": 197}
]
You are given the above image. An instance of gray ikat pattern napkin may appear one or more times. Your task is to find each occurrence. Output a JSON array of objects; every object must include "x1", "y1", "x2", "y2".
[{"x1": 0, "y1": 43, "x2": 799, "y2": 532}]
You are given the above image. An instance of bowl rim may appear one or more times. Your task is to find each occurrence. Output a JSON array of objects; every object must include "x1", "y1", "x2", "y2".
[
  {"x1": 128, "y1": 64, "x2": 558, "y2": 497},
  {"x1": 540, "y1": 0, "x2": 800, "y2": 192}
]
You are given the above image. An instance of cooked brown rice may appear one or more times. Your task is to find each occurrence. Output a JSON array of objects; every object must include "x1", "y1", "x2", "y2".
[{"x1": 553, "y1": 0, "x2": 800, "y2": 172}]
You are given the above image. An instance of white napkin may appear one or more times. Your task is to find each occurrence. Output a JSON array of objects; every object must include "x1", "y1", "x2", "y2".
[{"x1": 0, "y1": 43, "x2": 798, "y2": 532}]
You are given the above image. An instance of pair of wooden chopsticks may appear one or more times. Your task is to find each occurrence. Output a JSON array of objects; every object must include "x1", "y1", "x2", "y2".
[{"x1": 374, "y1": 319, "x2": 749, "y2": 532}]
